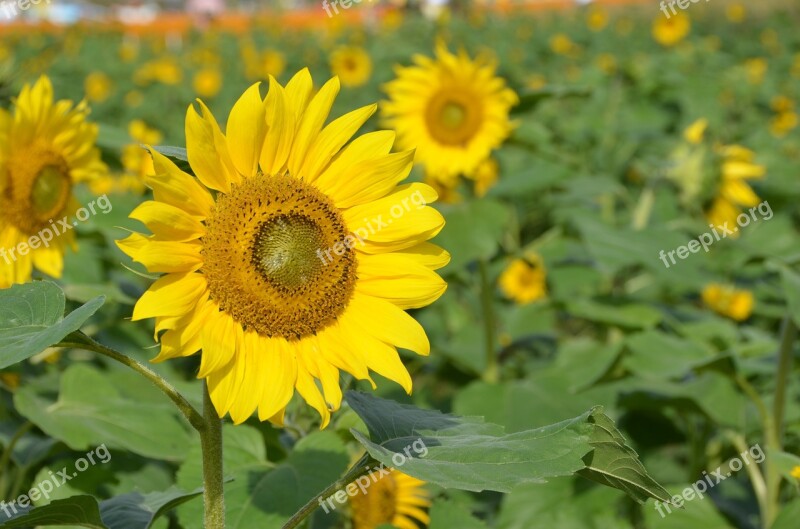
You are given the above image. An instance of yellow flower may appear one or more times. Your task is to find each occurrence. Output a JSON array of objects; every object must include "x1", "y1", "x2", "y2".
[
  {"x1": 595, "y1": 53, "x2": 617, "y2": 75},
  {"x1": 525, "y1": 74, "x2": 547, "y2": 91},
  {"x1": 330, "y1": 46, "x2": 373, "y2": 88},
  {"x1": 118, "y1": 40, "x2": 139, "y2": 63},
  {"x1": 244, "y1": 46, "x2": 287, "y2": 81},
  {"x1": 771, "y1": 96, "x2": 794, "y2": 114},
  {"x1": 549, "y1": 33, "x2": 579, "y2": 56},
  {"x1": 702, "y1": 284, "x2": 753, "y2": 321},
  {"x1": 382, "y1": 42, "x2": 518, "y2": 183},
  {"x1": 116, "y1": 70, "x2": 448, "y2": 427},
  {"x1": 683, "y1": 118, "x2": 708, "y2": 145},
  {"x1": 744, "y1": 58, "x2": 767, "y2": 85},
  {"x1": 770, "y1": 112, "x2": 798, "y2": 138},
  {"x1": 193, "y1": 67, "x2": 223, "y2": 99},
  {"x1": 725, "y1": 3, "x2": 746, "y2": 23},
  {"x1": 791, "y1": 466, "x2": 800, "y2": 480},
  {"x1": 499, "y1": 253, "x2": 547, "y2": 305},
  {"x1": 652, "y1": 13, "x2": 690, "y2": 47},
  {"x1": 84, "y1": 72, "x2": 113, "y2": 103},
  {"x1": 349, "y1": 469, "x2": 431, "y2": 529},
  {"x1": 706, "y1": 145, "x2": 765, "y2": 234},
  {"x1": 466, "y1": 157, "x2": 498, "y2": 197},
  {"x1": 586, "y1": 6, "x2": 609, "y2": 31},
  {"x1": 125, "y1": 90, "x2": 144, "y2": 108},
  {"x1": 0, "y1": 371, "x2": 20, "y2": 390},
  {"x1": 134, "y1": 57, "x2": 183, "y2": 86},
  {"x1": 0, "y1": 76, "x2": 106, "y2": 287},
  {"x1": 98, "y1": 120, "x2": 163, "y2": 195}
]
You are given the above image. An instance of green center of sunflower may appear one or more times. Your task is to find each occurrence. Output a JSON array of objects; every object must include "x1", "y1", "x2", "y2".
[
  {"x1": 202, "y1": 174, "x2": 358, "y2": 340},
  {"x1": 441, "y1": 102, "x2": 467, "y2": 129},
  {"x1": 31, "y1": 165, "x2": 70, "y2": 220},
  {"x1": 426, "y1": 91, "x2": 483, "y2": 146},
  {"x1": 252, "y1": 214, "x2": 328, "y2": 289}
]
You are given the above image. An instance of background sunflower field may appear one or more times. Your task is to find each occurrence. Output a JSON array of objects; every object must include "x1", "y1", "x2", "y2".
[{"x1": 2, "y1": 1, "x2": 800, "y2": 528}]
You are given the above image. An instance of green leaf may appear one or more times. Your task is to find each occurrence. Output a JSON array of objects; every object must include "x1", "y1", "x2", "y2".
[
  {"x1": 14, "y1": 364, "x2": 192, "y2": 461},
  {"x1": 0, "y1": 282, "x2": 104, "y2": 369},
  {"x1": 771, "y1": 500, "x2": 800, "y2": 529},
  {"x1": 624, "y1": 331, "x2": 713, "y2": 379},
  {"x1": 566, "y1": 299, "x2": 662, "y2": 329},
  {"x1": 0, "y1": 488, "x2": 203, "y2": 529},
  {"x1": 435, "y1": 199, "x2": 511, "y2": 270},
  {"x1": 643, "y1": 485, "x2": 736, "y2": 529},
  {"x1": 769, "y1": 450, "x2": 800, "y2": 482},
  {"x1": 428, "y1": 500, "x2": 487, "y2": 529},
  {"x1": 346, "y1": 392, "x2": 670, "y2": 503},
  {"x1": 576, "y1": 412, "x2": 673, "y2": 504}
]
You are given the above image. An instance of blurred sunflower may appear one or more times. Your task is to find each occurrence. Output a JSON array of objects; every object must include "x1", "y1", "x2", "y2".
[
  {"x1": 744, "y1": 58, "x2": 767, "y2": 85},
  {"x1": 702, "y1": 284, "x2": 753, "y2": 321},
  {"x1": 499, "y1": 253, "x2": 547, "y2": 305},
  {"x1": 549, "y1": 33, "x2": 580, "y2": 56},
  {"x1": 90, "y1": 120, "x2": 161, "y2": 196},
  {"x1": 725, "y1": 3, "x2": 746, "y2": 23},
  {"x1": 652, "y1": 13, "x2": 690, "y2": 47},
  {"x1": 382, "y1": 42, "x2": 517, "y2": 185},
  {"x1": 134, "y1": 57, "x2": 183, "y2": 86},
  {"x1": 0, "y1": 371, "x2": 20, "y2": 391},
  {"x1": 668, "y1": 119, "x2": 765, "y2": 235},
  {"x1": 84, "y1": 72, "x2": 113, "y2": 103},
  {"x1": 193, "y1": 67, "x2": 223, "y2": 99},
  {"x1": 0, "y1": 76, "x2": 106, "y2": 287},
  {"x1": 330, "y1": 46, "x2": 373, "y2": 88},
  {"x1": 586, "y1": 5, "x2": 609, "y2": 31},
  {"x1": 791, "y1": 466, "x2": 800, "y2": 480},
  {"x1": 466, "y1": 157, "x2": 498, "y2": 197},
  {"x1": 350, "y1": 469, "x2": 431, "y2": 529},
  {"x1": 117, "y1": 70, "x2": 448, "y2": 426}
]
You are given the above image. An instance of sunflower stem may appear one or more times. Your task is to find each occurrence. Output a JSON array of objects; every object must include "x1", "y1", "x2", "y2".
[
  {"x1": 200, "y1": 381, "x2": 226, "y2": 529},
  {"x1": 57, "y1": 333, "x2": 205, "y2": 431},
  {"x1": 764, "y1": 315, "x2": 796, "y2": 528},
  {"x1": 478, "y1": 259, "x2": 499, "y2": 383},
  {"x1": 281, "y1": 453, "x2": 376, "y2": 529}
]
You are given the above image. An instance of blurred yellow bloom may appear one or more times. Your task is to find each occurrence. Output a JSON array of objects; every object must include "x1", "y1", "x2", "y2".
[
  {"x1": 652, "y1": 13, "x2": 690, "y2": 47},
  {"x1": 499, "y1": 253, "x2": 547, "y2": 305},
  {"x1": 193, "y1": 67, "x2": 223, "y2": 98},
  {"x1": 595, "y1": 53, "x2": 617, "y2": 75},
  {"x1": 245, "y1": 48, "x2": 286, "y2": 81},
  {"x1": 84, "y1": 72, "x2": 113, "y2": 103},
  {"x1": 770, "y1": 112, "x2": 798, "y2": 138},
  {"x1": 771, "y1": 96, "x2": 794, "y2": 114},
  {"x1": 134, "y1": 57, "x2": 183, "y2": 86},
  {"x1": 744, "y1": 58, "x2": 767, "y2": 85},
  {"x1": 683, "y1": 118, "x2": 708, "y2": 145},
  {"x1": 702, "y1": 284, "x2": 753, "y2": 321},
  {"x1": 586, "y1": 6, "x2": 608, "y2": 31},
  {"x1": 707, "y1": 144, "x2": 765, "y2": 236},
  {"x1": 525, "y1": 74, "x2": 547, "y2": 90},
  {"x1": 382, "y1": 42, "x2": 517, "y2": 184},
  {"x1": 791, "y1": 466, "x2": 800, "y2": 480},
  {"x1": 466, "y1": 157, "x2": 499, "y2": 197},
  {"x1": 0, "y1": 371, "x2": 20, "y2": 390},
  {"x1": 350, "y1": 469, "x2": 431, "y2": 529},
  {"x1": 725, "y1": 3, "x2": 746, "y2": 23},
  {"x1": 124, "y1": 90, "x2": 144, "y2": 108},
  {"x1": 550, "y1": 33, "x2": 579, "y2": 56},
  {"x1": 118, "y1": 40, "x2": 139, "y2": 63},
  {"x1": 761, "y1": 29, "x2": 780, "y2": 54},
  {"x1": 329, "y1": 46, "x2": 373, "y2": 88}
]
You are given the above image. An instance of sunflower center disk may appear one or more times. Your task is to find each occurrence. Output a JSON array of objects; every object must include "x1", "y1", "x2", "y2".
[
  {"x1": 426, "y1": 92, "x2": 482, "y2": 146},
  {"x1": 0, "y1": 147, "x2": 71, "y2": 234},
  {"x1": 252, "y1": 214, "x2": 327, "y2": 289},
  {"x1": 202, "y1": 174, "x2": 357, "y2": 340}
]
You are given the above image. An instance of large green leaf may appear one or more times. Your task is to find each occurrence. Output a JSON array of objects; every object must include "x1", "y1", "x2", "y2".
[
  {"x1": 0, "y1": 488, "x2": 202, "y2": 529},
  {"x1": 0, "y1": 282, "x2": 104, "y2": 369},
  {"x1": 435, "y1": 199, "x2": 511, "y2": 270},
  {"x1": 177, "y1": 425, "x2": 349, "y2": 529},
  {"x1": 14, "y1": 364, "x2": 192, "y2": 461},
  {"x1": 346, "y1": 392, "x2": 670, "y2": 503}
]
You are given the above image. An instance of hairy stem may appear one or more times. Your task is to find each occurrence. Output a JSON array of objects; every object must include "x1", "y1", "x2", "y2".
[{"x1": 200, "y1": 381, "x2": 225, "y2": 529}]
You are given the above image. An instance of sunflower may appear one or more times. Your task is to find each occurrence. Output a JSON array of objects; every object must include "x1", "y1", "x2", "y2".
[
  {"x1": 349, "y1": 469, "x2": 431, "y2": 529},
  {"x1": 702, "y1": 284, "x2": 753, "y2": 321},
  {"x1": 0, "y1": 76, "x2": 106, "y2": 288},
  {"x1": 706, "y1": 144, "x2": 765, "y2": 233},
  {"x1": 652, "y1": 13, "x2": 690, "y2": 47},
  {"x1": 330, "y1": 46, "x2": 373, "y2": 88},
  {"x1": 791, "y1": 466, "x2": 800, "y2": 480},
  {"x1": 117, "y1": 70, "x2": 448, "y2": 427},
  {"x1": 90, "y1": 120, "x2": 161, "y2": 196},
  {"x1": 84, "y1": 72, "x2": 113, "y2": 103},
  {"x1": 381, "y1": 42, "x2": 517, "y2": 185},
  {"x1": 499, "y1": 252, "x2": 547, "y2": 305},
  {"x1": 586, "y1": 5, "x2": 609, "y2": 31},
  {"x1": 193, "y1": 67, "x2": 223, "y2": 99}
]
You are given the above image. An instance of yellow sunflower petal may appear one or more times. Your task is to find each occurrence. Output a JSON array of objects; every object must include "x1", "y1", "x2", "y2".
[
  {"x1": 132, "y1": 272, "x2": 208, "y2": 321},
  {"x1": 225, "y1": 82, "x2": 266, "y2": 178},
  {"x1": 256, "y1": 336, "x2": 298, "y2": 422},
  {"x1": 288, "y1": 76, "x2": 340, "y2": 178},
  {"x1": 147, "y1": 148, "x2": 214, "y2": 218},
  {"x1": 129, "y1": 201, "x2": 205, "y2": 242},
  {"x1": 356, "y1": 253, "x2": 448, "y2": 309},
  {"x1": 186, "y1": 100, "x2": 240, "y2": 192},
  {"x1": 117, "y1": 233, "x2": 203, "y2": 273}
]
